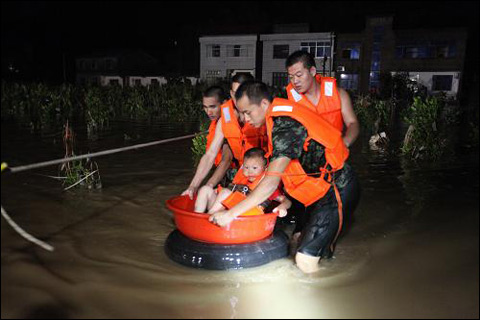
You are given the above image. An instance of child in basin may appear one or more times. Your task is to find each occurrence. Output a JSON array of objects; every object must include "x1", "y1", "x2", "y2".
[{"x1": 194, "y1": 147, "x2": 291, "y2": 217}]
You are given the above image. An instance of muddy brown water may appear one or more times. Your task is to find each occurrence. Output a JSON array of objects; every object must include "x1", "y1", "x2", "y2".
[{"x1": 1, "y1": 122, "x2": 478, "y2": 319}]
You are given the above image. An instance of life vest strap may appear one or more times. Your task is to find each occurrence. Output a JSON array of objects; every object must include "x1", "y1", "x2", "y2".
[
  {"x1": 265, "y1": 166, "x2": 332, "y2": 178},
  {"x1": 329, "y1": 180, "x2": 344, "y2": 253}
]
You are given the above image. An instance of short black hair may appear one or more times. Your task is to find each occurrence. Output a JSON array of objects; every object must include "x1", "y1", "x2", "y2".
[
  {"x1": 243, "y1": 147, "x2": 267, "y2": 166},
  {"x1": 203, "y1": 86, "x2": 226, "y2": 103},
  {"x1": 285, "y1": 50, "x2": 316, "y2": 70},
  {"x1": 231, "y1": 72, "x2": 254, "y2": 84},
  {"x1": 235, "y1": 81, "x2": 273, "y2": 105}
]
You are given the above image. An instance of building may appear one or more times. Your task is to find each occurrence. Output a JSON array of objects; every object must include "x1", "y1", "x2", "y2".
[
  {"x1": 75, "y1": 50, "x2": 200, "y2": 87},
  {"x1": 198, "y1": 17, "x2": 467, "y2": 99},
  {"x1": 199, "y1": 35, "x2": 258, "y2": 83},
  {"x1": 260, "y1": 32, "x2": 335, "y2": 87},
  {"x1": 199, "y1": 26, "x2": 335, "y2": 87},
  {"x1": 335, "y1": 16, "x2": 468, "y2": 97}
]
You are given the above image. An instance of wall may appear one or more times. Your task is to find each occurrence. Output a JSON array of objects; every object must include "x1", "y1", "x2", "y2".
[{"x1": 199, "y1": 35, "x2": 257, "y2": 82}]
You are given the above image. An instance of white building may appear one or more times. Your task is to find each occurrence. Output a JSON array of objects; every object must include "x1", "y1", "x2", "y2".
[
  {"x1": 260, "y1": 32, "x2": 335, "y2": 87},
  {"x1": 199, "y1": 32, "x2": 335, "y2": 88},
  {"x1": 75, "y1": 50, "x2": 200, "y2": 87},
  {"x1": 199, "y1": 35, "x2": 258, "y2": 83}
]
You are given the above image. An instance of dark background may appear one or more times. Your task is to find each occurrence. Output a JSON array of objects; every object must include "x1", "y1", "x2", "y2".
[{"x1": 2, "y1": 1, "x2": 478, "y2": 83}]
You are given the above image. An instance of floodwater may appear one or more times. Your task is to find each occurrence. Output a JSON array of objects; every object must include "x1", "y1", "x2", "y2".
[{"x1": 1, "y1": 122, "x2": 478, "y2": 319}]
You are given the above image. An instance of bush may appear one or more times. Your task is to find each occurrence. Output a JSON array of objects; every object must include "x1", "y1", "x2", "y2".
[
  {"x1": 401, "y1": 96, "x2": 446, "y2": 161},
  {"x1": 353, "y1": 94, "x2": 392, "y2": 135}
]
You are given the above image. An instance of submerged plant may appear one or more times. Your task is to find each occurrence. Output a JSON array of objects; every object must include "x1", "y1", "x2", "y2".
[
  {"x1": 401, "y1": 96, "x2": 445, "y2": 161},
  {"x1": 59, "y1": 121, "x2": 102, "y2": 190},
  {"x1": 353, "y1": 94, "x2": 392, "y2": 136},
  {"x1": 191, "y1": 120, "x2": 210, "y2": 166}
]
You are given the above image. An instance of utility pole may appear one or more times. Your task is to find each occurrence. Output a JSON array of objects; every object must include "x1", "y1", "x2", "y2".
[{"x1": 322, "y1": 55, "x2": 327, "y2": 76}]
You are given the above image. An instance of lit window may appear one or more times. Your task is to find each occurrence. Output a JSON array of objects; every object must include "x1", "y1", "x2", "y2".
[
  {"x1": 338, "y1": 73, "x2": 359, "y2": 90},
  {"x1": 342, "y1": 48, "x2": 360, "y2": 60},
  {"x1": 300, "y1": 41, "x2": 331, "y2": 58}
]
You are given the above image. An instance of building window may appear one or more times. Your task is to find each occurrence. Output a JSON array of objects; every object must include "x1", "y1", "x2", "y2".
[
  {"x1": 272, "y1": 72, "x2": 289, "y2": 88},
  {"x1": 431, "y1": 41, "x2": 457, "y2": 58},
  {"x1": 150, "y1": 78, "x2": 159, "y2": 86},
  {"x1": 207, "y1": 45, "x2": 221, "y2": 57},
  {"x1": 434, "y1": 46, "x2": 449, "y2": 58},
  {"x1": 396, "y1": 41, "x2": 457, "y2": 59},
  {"x1": 300, "y1": 41, "x2": 331, "y2": 58},
  {"x1": 206, "y1": 70, "x2": 222, "y2": 81},
  {"x1": 432, "y1": 75, "x2": 453, "y2": 91},
  {"x1": 90, "y1": 60, "x2": 97, "y2": 70},
  {"x1": 396, "y1": 46, "x2": 428, "y2": 59},
  {"x1": 369, "y1": 25, "x2": 384, "y2": 90},
  {"x1": 341, "y1": 48, "x2": 360, "y2": 60},
  {"x1": 133, "y1": 79, "x2": 142, "y2": 86},
  {"x1": 273, "y1": 45, "x2": 289, "y2": 59},
  {"x1": 227, "y1": 45, "x2": 248, "y2": 57},
  {"x1": 341, "y1": 43, "x2": 360, "y2": 60},
  {"x1": 206, "y1": 70, "x2": 221, "y2": 76},
  {"x1": 109, "y1": 79, "x2": 119, "y2": 86},
  {"x1": 338, "y1": 73, "x2": 359, "y2": 91}
]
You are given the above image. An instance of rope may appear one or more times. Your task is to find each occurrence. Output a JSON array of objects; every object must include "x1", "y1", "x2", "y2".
[
  {"x1": 1, "y1": 205, "x2": 54, "y2": 251},
  {"x1": 5, "y1": 131, "x2": 206, "y2": 174},
  {"x1": 1, "y1": 130, "x2": 207, "y2": 252}
]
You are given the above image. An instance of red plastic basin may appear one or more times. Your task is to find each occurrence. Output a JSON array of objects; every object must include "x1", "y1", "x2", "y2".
[{"x1": 166, "y1": 195, "x2": 278, "y2": 244}]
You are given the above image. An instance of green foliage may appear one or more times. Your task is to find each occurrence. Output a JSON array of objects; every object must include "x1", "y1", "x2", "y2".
[
  {"x1": 59, "y1": 122, "x2": 102, "y2": 190},
  {"x1": 61, "y1": 158, "x2": 102, "y2": 190},
  {"x1": 1, "y1": 81, "x2": 206, "y2": 138},
  {"x1": 401, "y1": 96, "x2": 446, "y2": 161},
  {"x1": 84, "y1": 85, "x2": 110, "y2": 138},
  {"x1": 353, "y1": 94, "x2": 392, "y2": 135},
  {"x1": 1, "y1": 81, "x2": 79, "y2": 132},
  {"x1": 191, "y1": 120, "x2": 210, "y2": 166}
]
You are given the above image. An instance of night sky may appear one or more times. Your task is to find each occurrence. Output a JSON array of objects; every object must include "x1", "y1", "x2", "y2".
[{"x1": 2, "y1": 1, "x2": 479, "y2": 82}]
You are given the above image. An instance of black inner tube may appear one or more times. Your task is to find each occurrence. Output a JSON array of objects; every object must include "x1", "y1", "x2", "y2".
[{"x1": 165, "y1": 229, "x2": 289, "y2": 270}]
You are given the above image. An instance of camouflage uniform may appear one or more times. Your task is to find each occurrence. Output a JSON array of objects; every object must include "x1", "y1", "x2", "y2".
[{"x1": 271, "y1": 117, "x2": 360, "y2": 258}]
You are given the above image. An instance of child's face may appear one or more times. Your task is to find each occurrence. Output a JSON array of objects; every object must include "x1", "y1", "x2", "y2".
[{"x1": 243, "y1": 157, "x2": 266, "y2": 182}]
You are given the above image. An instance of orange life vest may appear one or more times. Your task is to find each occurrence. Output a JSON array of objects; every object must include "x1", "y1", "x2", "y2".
[
  {"x1": 205, "y1": 119, "x2": 223, "y2": 167},
  {"x1": 221, "y1": 169, "x2": 284, "y2": 216},
  {"x1": 221, "y1": 170, "x2": 265, "y2": 216},
  {"x1": 286, "y1": 74, "x2": 344, "y2": 132},
  {"x1": 220, "y1": 99, "x2": 268, "y2": 165},
  {"x1": 265, "y1": 98, "x2": 349, "y2": 207}
]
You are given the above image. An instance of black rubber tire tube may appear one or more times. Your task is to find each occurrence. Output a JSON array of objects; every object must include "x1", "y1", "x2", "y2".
[{"x1": 165, "y1": 229, "x2": 289, "y2": 270}]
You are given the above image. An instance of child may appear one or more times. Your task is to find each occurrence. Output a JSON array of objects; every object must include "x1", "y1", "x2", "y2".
[{"x1": 194, "y1": 148, "x2": 291, "y2": 217}]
